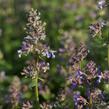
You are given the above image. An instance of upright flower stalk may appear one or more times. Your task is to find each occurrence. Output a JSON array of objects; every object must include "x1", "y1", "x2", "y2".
[
  {"x1": 18, "y1": 8, "x2": 55, "y2": 108},
  {"x1": 35, "y1": 74, "x2": 39, "y2": 102},
  {"x1": 97, "y1": 0, "x2": 109, "y2": 69},
  {"x1": 108, "y1": 44, "x2": 109, "y2": 68},
  {"x1": 89, "y1": 0, "x2": 108, "y2": 68}
]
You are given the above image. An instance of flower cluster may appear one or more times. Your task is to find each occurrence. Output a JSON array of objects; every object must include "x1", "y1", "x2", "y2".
[
  {"x1": 69, "y1": 44, "x2": 88, "y2": 66},
  {"x1": 103, "y1": 70, "x2": 109, "y2": 82},
  {"x1": 40, "y1": 102, "x2": 53, "y2": 109},
  {"x1": 21, "y1": 60, "x2": 49, "y2": 79},
  {"x1": 18, "y1": 8, "x2": 45, "y2": 57},
  {"x1": 97, "y1": 0, "x2": 107, "y2": 9},
  {"x1": 68, "y1": 61, "x2": 109, "y2": 108},
  {"x1": 89, "y1": 0, "x2": 108, "y2": 38},
  {"x1": 86, "y1": 60, "x2": 97, "y2": 75},
  {"x1": 71, "y1": 62, "x2": 109, "y2": 87},
  {"x1": 73, "y1": 88, "x2": 105, "y2": 109},
  {"x1": 5, "y1": 76, "x2": 21, "y2": 108},
  {"x1": 18, "y1": 9, "x2": 55, "y2": 80},
  {"x1": 73, "y1": 92, "x2": 88, "y2": 109},
  {"x1": 59, "y1": 31, "x2": 76, "y2": 55},
  {"x1": 18, "y1": 8, "x2": 55, "y2": 58},
  {"x1": 22, "y1": 101, "x2": 33, "y2": 109},
  {"x1": 89, "y1": 21, "x2": 106, "y2": 37},
  {"x1": 17, "y1": 8, "x2": 56, "y2": 109}
]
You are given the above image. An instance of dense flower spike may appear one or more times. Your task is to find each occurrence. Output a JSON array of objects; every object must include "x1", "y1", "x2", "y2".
[
  {"x1": 69, "y1": 44, "x2": 88, "y2": 66},
  {"x1": 86, "y1": 60, "x2": 97, "y2": 75},
  {"x1": 91, "y1": 88, "x2": 104, "y2": 101},
  {"x1": 60, "y1": 31, "x2": 76, "y2": 53},
  {"x1": 18, "y1": 8, "x2": 55, "y2": 58},
  {"x1": 66, "y1": 59, "x2": 109, "y2": 108},
  {"x1": 69, "y1": 64, "x2": 105, "y2": 86},
  {"x1": 89, "y1": 21, "x2": 106, "y2": 37},
  {"x1": 60, "y1": 34, "x2": 109, "y2": 108},
  {"x1": 26, "y1": 9, "x2": 46, "y2": 41},
  {"x1": 103, "y1": 70, "x2": 109, "y2": 82},
  {"x1": 18, "y1": 8, "x2": 55, "y2": 80},
  {"x1": 17, "y1": 8, "x2": 56, "y2": 108},
  {"x1": 5, "y1": 76, "x2": 21, "y2": 108},
  {"x1": 18, "y1": 8, "x2": 46, "y2": 57}
]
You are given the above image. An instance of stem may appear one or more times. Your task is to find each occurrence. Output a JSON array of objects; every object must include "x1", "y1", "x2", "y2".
[
  {"x1": 35, "y1": 75, "x2": 40, "y2": 109},
  {"x1": 107, "y1": 44, "x2": 109, "y2": 68},
  {"x1": 80, "y1": 60, "x2": 82, "y2": 70},
  {"x1": 34, "y1": 56, "x2": 40, "y2": 109},
  {"x1": 89, "y1": 95, "x2": 93, "y2": 109},
  {"x1": 36, "y1": 76, "x2": 39, "y2": 102}
]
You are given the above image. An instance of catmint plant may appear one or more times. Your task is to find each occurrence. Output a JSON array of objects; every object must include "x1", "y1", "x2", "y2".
[
  {"x1": 18, "y1": 8, "x2": 55, "y2": 108},
  {"x1": 66, "y1": 0, "x2": 109, "y2": 108},
  {"x1": 55, "y1": 1, "x2": 109, "y2": 108},
  {"x1": 5, "y1": 76, "x2": 21, "y2": 109},
  {"x1": 89, "y1": 0, "x2": 109, "y2": 67}
]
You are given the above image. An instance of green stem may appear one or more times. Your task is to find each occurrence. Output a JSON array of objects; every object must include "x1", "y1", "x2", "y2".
[
  {"x1": 80, "y1": 60, "x2": 82, "y2": 70},
  {"x1": 36, "y1": 76, "x2": 39, "y2": 102},
  {"x1": 107, "y1": 44, "x2": 109, "y2": 68},
  {"x1": 89, "y1": 95, "x2": 92, "y2": 109},
  {"x1": 35, "y1": 75, "x2": 40, "y2": 109}
]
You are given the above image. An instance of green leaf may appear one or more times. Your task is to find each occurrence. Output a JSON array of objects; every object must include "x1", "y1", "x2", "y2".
[
  {"x1": 38, "y1": 77, "x2": 45, "y2": 82},
  {"x1": 29, "y1": 79, "x2": 36, "y2": 88}
]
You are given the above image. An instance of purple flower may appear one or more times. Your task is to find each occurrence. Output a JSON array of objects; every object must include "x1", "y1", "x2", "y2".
[
  {"x1": 86, "y1": 61, "x2": 97, "y2": 75},
  {"x1": 42, "y1": 50, "x2": 56, "y2": 58},
  {"x1": 96, "y1": 66, "x2": 102, "y2": 84},
  {"x1": 18, "y1": 41, "x2": 32, "y2": 57},
  {"x1": 38, "y1": 61, "x2": 50, "y2": 73},
  {"x1": 21, "y1": 60, "x2": 49, "y2": 79},
  {"x1": 75, "y1": 70, "x2": 82, "y2": 78},
  {"x1": 97, "y1": 0, "x2": 106, "y2": 9},
  {"x1": 5, "y1": 77, "x2": 21, "y2": 107},
  {"x1": 97, "y1": 66, "x2": 102, "y2": 75},
  {"x1": 85, "y1": 87, "x2": 90, "y2": 100},
  {"x1": 89, "y1": 20, "x2": 106, "y2": 37},
  {"x1": 73, "y1": 92, "x2": 80, "y2": 106},
  {"x1": 69, "y1": 44, "x2": 88, "y2": 66},
  {"x1": 103, "y1": 70, "x2": 109, "y2": 82},
  {"x1": 72, "y1": 81, "x2": 78, "y2": 89},
  {"x1": 75, "y1": 70, "x2": 88, "y2": 85},
  {"x1": 73, "y1": 92, "x2": 87, "y2": 108},
  {"x1": 22, "y1": 101, "x2": 33, "y2": 109}
]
